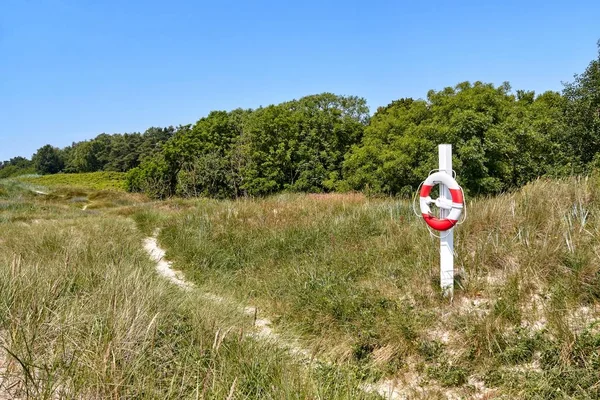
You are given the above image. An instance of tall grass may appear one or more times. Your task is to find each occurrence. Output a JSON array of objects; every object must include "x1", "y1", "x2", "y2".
[
  {"x1": 0, "y1": 182, "x2": 376, "y2": 399},
  {"x1": 4, "y1": 175, "x2": 600, "y2": 398},
  {"x1": 152, "y1": 178, "x2": 600, "y2": 398}
]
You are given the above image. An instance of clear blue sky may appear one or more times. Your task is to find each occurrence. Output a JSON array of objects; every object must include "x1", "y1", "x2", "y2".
[{"x1": 1, "y1": 0, "x2": 598, "y2": 161}]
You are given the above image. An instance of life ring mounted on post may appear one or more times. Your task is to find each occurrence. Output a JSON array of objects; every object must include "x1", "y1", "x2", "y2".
[{"x1": 419, "y1": 172, "x2": 464, "y2": 231}]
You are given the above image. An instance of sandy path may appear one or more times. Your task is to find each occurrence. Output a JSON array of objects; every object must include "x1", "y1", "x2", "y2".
[
  {"x1": 141, "y1": 229, "x2": 407, "y2": 398},
  {"x1": 143, "y1": 234, "x2": 194, "y2": 290},
  {"x1": 0, "y1": 331, "x2": 19, "y2": 400},
  {"x1": 141, "y1": 231, "x2": 310, "y2": 357}
]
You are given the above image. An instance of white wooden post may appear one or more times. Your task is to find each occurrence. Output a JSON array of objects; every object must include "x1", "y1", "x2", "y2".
[{"x1": 439, "y1": 144, "x2": 454, "y2": 297}]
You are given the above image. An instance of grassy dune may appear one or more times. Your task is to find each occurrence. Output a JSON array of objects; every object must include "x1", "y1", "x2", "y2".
[
  {"x1": 0, "y1": 181, "x2": 375, "y2": 399},
  {"x1": 148, "y1": 178, "x2": 600, "y2": 399},
  {"x1": 2, "y1": 175, "x2": 600, "y2": 398}
]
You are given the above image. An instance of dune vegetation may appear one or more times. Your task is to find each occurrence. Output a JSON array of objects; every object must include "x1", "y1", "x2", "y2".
[
  {"x1": 0, "y1": 180, "x2": 376, "y2": 399},
  {"x1": 2, "y1": 173, "x2": 600, "y2": 399},
  {"x1": 144, "y1": 176, "x2": 600, "y2": 399},
  {"x1": 17, "y1": 172, "x2": 127, "y2": 192}
]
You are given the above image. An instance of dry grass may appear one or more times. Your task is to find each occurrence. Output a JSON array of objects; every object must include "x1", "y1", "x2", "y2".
[
  {"x1": 0, "y1": 180, "x2": 378, "y2": 399},
  {"x1": 148, "y1": 176, "x2": 600, "y2": 398},
  {"x1": 4, "y1": 174, "x2": 600, "y2": 398}
]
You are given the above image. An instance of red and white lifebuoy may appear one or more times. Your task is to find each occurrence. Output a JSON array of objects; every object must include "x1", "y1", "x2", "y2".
[{"x1": 419, "y1": 172, "x2": 464, "y2": 231}]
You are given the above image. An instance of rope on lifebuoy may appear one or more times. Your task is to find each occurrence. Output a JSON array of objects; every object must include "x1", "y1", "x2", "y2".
[{"x1": 419, "y1": 172, "x2": 464, "y2": 232}]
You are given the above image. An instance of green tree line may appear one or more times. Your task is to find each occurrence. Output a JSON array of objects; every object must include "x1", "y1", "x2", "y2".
[
  {"x1": 0, "y1": 157, "x2": 34, "y2": 179},
  {"x1": 10, "y1": 41, "x2": 599, "y2": 198},
  {"x1": 10, "y1": 127, "x2": 177, "y2": 177}
]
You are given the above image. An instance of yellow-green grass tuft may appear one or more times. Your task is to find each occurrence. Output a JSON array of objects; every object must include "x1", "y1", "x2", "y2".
[{"x1": 18, "y1": 171, "x2": 127, "y2": 191}]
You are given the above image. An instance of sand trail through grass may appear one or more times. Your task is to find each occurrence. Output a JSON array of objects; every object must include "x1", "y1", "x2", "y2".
[
  {"x1": 141, "y1": 228, "x2": 413, "y2": 398},
  {"x1": 143, "y1": 231, "x2": 194, "y2": 290},
  {"x1": 0, "y1": 331, "x2": 15, "y2": 400},
  {"x1": 141, "y1": 229, "x2": 315, "y2": 360},
  {"x1": 7, "y1": 176, "x2": 600, "y2": 398},
  {"x1": 0, "y1": 180, "x2": 380, "y2": 398}
]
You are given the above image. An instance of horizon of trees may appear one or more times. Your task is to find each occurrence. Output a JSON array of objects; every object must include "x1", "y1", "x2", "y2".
[{"x1": 3, "y1": 41, "x2": 599, "y2": 198}]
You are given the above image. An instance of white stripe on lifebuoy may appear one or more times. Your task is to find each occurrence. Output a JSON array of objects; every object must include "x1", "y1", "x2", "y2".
[{"x1": 419, "y1": 172, "x2": 464, "y2": 231}]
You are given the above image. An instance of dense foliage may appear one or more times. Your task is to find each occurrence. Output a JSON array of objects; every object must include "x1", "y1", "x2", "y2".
[
  {"x1": 343, "y1": 84, "x2": 566, "y2": 195},
  {"x1": 0, "y1": 156, "x2": 34, "y2": 178},
  {"x1": 563, "y1": 44, "x2": 600, "y2": 169},
  {"x1": 32, "y1": 144, "x2": 65, "y2": 175},
  {"x1": 127, "y1": 94, "x2": 369, "y2": 198},
  {"x1": 24, "y1": 126, "x2": 177, "y2": 177},
  {"x1": 11, "y1": 41, "x2": 600, "y2": 198}
]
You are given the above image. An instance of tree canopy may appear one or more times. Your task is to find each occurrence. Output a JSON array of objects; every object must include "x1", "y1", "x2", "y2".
[
  {"x1": 0, "y1": 156, "x2": 34, "y2": 178},
  {"x1": 32, "y1": 145, "x2": 65, "y2": 175},
  {"x1": 563, "y1": 40, "x2": 600, "y2": 169},
  {"x1": 127, "y1": 93, "x2": 369, "y2": 198},
  {"x1": 11, "y1": 40, "x2": 600, "y2": 199},
  {"x1": 343, "y1": 82, "x2": 566, "y2": 195}
]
